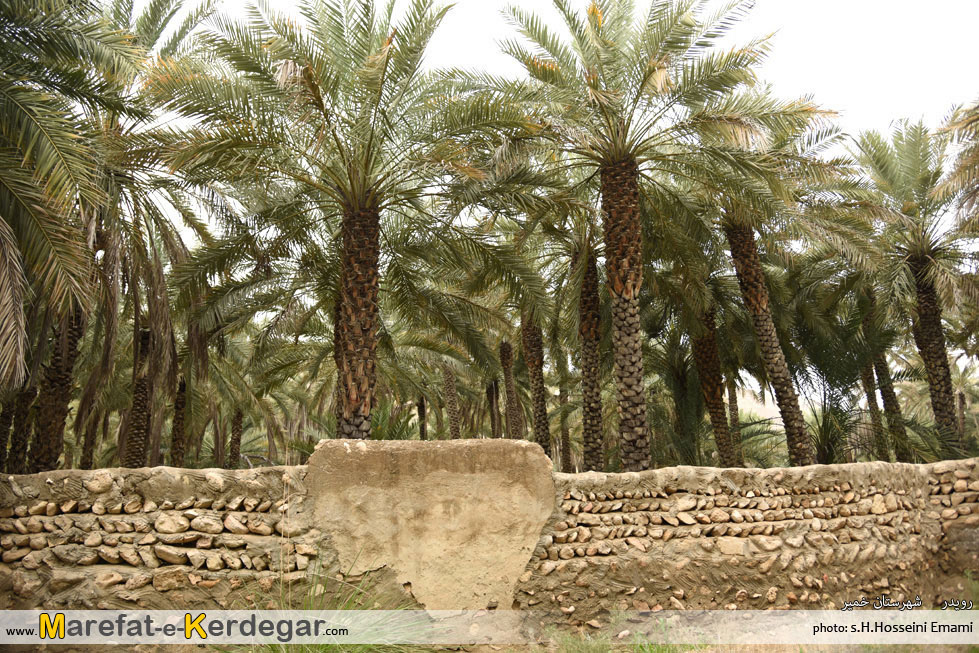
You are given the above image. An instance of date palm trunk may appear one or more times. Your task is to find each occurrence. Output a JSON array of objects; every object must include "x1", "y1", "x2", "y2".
[
  {"x1": 724, "y1": 222, "x2": 813, "y2": 466},
  {"x1": 521, "y1": 310, "x2": 550, "y2": 457},
  {"x1": 691, "y1": 308, "x2": 741, "y2": 467},
  {"x1": 417, "y1": 395, "x2": 427, "y2": 440},
  {"x1": 122, "y1": 329, "x2": 152, "y2": 468},
  {"x1": 442, "y1": 364, "x2": 461, "y2": 439},
  {"x1": 500, "y1": 341, "x2": 524, "y2": 439},
  {"x1": 726, "y1": 379, "x2": 742, "y2": 461},
  {"x1": 169, "y1": 377, "x2": 187, "y2": 466},
  {"x1": 872, "y1": 353, "x2": 913, "y2": 464},
  {"x1": 80, "y1": 409, "x2": 99, "y2": 470},
  {"x1": 487, "y1": 380, "x2": 501, "y2": 438},
  {"x1": 332, "y1": 297, "x2": 345, "y2": 432},
  {"x1": 213, "y1": 415, "x2": 225, "y2": 468},
  {"x1": 579, "y1": 250, "x2": 604, "y2": 471},
  {"x1": 559, "y1": 382, "x2": 572, "y2": 472},
  {"x1": 226, "y1": 409, "x2": 242, "y2": 469},
  {"x1": 0, "y1": 398, "x2": 12, "y2": 472},
  {"x1": 859, "y1": 363, "x2": 889, "y2": 460},
  {"x1": 336, "y1": 206, "x2": 380, "y2": 439},
  {"x1": 5, "y1": 386, "x2": 36, "y2": 474},
  {"x1": 600, "y1": 158, "x2": 649, "y2": 471},
  {"x1": 908, "y1": 262, "x2": 959, "y2": 447},
  {"x1": 30, "y1": 312, "x2": 84, "y2": 472},
  {"x1": 959, "y1": 391, "x2": 968, "y2": 445}
]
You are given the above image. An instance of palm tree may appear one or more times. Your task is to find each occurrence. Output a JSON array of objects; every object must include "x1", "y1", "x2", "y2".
[
  {"x1": 500, "y1": 0, "x2": 822, "y2": 470},
  {"x1": 168, "y1": 376, "x2": 188, "y2": 467},
  {"x1": 690, "y1": 307, "x2": 742, "y2": 467},
  {"x1": 722, "y1": 213, "x2": 815, "y2": 466},
  {"x1": 712, "y1": 110, "x2": 874, "y2": 467},
  {"x1": 226, "y1": 409, "x2": 243, "y2": 469},
  {"x1": 521, "y1": 308, "x2": 551, "y2": 456},
  {"x1": 28, "y1": 313, "x2": 85, "y2": 470},
  {"x1": 441, "y1": 363, "x2": 462, "y2": 439},
  {"x1": 499, "y1": 340, "x2": 524, "y2": 438},
  {"x1": 854, "y1": 121, "x2": 977, "y2": 446},
  {"x1": 873, "y1": 350, "x2": 913, "y2": 461},
  {"x1": 0, "y1": 0, "x2": 140, "y2": 391},
  {"x1": 643, "y1": 195, "x2": 746, "y2": 467},
  {"x1": 576, "y1": 247, "x2": 605, "y2": 470},
  {"x1": 150, "y1": 0, "x2": 533, "y2": 439},
  {"x1": 943, "y1": 101, "x2": 979, "y2": 212}
]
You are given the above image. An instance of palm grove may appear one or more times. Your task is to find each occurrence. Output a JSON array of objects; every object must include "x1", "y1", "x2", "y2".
[{"x1": 1, "y1": 0, "x2": 978, "y2": 475}]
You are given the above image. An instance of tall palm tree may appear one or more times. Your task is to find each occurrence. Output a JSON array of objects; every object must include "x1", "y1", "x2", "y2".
[
  {"x1": 713, "y1": 114, "x2": 871, "y2": 467},
  {"x1": 521, "y1": 307, "x2": 551, "y2": 456},
  {"x1": 643, "y1": 192, "x2": 746, "y2": 467},
  {"x1": 59, "y1": 0, "x2": 215, "y2": 471},
  {"x1": 499, "y1": 340, "x2": 524, "y2": 438},
  {"x1": 151, "y1": 0, "x2": 531, "y2": 439},
  {"x1": 576, "y1": 247, "x2": 605, "y2": 470},
  {"x1": 500, "y1": 0, "x2": 820, "y2": 470},
  {"x1": 721, "y1": 214, "x2": 814, "y2": 466},
  {"x1": 690, "y1": 307, "x2": 742, "y2": 467},
  {"x1": 441, "y1": 363, "x2": 462, "y2": 439},
  {"x1": 854, "y1": 121, "x2": 977, "y2": 446}
]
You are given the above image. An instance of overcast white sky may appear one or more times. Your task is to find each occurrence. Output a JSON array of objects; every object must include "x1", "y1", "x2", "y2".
[
  {"x1": 417, "y1": 0, "x2": 979, "y2": 139},
  {"x1": 215, "y1": 0, "x2": 979, "y2": 137}
]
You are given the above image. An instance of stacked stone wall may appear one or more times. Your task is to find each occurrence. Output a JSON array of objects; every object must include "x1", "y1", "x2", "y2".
[
  {"x1": 0, "y1": 442, "x2": 976, "y2": 621},
  {"x1": 515, "y1": 461, "x2": 948, "y2": 625},
  {"x1": 0, "y1": 466, "x2": 323, "y2": 610}
]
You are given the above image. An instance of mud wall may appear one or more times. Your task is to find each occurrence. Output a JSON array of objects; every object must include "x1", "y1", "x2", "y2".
[{"x1": 0, "y1": 441, "x2": 976, "y2": 623}]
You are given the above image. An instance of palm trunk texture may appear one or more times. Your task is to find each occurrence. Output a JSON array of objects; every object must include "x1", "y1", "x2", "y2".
[
  {"x1": 30, "y1": 312, "x2": 84, "y2": 472},
  {"x1": 488, "y1": 380, "x2": 501, "y2": 439},
  {"x1": 122, "y1": 329, "x2": 152, "y2": 468},
  {"x1": 579, "y1": 251, "x2": 604, "y2": 471},
  {"x1": 336, "y1": 206, "x2": 380, "y2": 439},
  {"x1": 600, "y1": 158, "x2": 649, "y2": 471},
  {"x1": 909, "y1": 262, "x2": 960, "y2": 446},
  {"x1": 724, "y1": 222, "x2": 813, "y2": 466},
  {"x1": 226, "y1": 409, "x2": 242, "y2": 470},
  {"x1": 442, "y1": 364, "x2": 461, "y2": 439},
  {"x1": 500, "y1": 341, "x2": 524, "y2": 439},
  {"x1": 873, "y1": 353, "x2": 912, "y2": 462},
  {"x1": 691, "y1": 308, "x2": 741, "y2": 467},
  {"x1": 521, "y1": 310, "x2": 551, "y2": 458},
  {"x1": 5, "y1": 386, "x2": 36, "y2": 474},
  {"x1": 417, "y1": 396, "x2": 427, "y2": 441},
  {"x1": 860, "y1": 363, "x2": 889, "y2": 461},
  {"x1": 559, "y1": 382, "x2": 572, "y2": 472},
  {"x1": 80, "y1": 411, "x2": 99, "y2": 470},
  {"x1": 726, "y1": 379, "x2": 742, "y2": 460},
  {"x1": 169, "y1": 377, "x2": 187, "y2": 466}
]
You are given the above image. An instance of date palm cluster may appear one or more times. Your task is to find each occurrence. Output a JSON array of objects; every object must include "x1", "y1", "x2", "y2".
[{"x1": 1, "y1": 0, "x2": 977, "y2": 474}]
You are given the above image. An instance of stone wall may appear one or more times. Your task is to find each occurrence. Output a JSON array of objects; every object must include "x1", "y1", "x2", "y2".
[
  {"x1": 0, "y1": 465, "x2": 318, "y2": 609},
  {"x1": 0, "y1": 441, "x2": 976, "y2": 622},
  {"x1": 515, "y1": 462, "x2": 947, "y2": 622}
]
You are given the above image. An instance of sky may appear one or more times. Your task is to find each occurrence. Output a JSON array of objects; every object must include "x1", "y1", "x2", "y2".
[
  {"x1": 213, "y1": 0, "x2": 979, "y2": 138},
  {"x1": 417, "y1": 0, "x2": 979, "y2": 139}
]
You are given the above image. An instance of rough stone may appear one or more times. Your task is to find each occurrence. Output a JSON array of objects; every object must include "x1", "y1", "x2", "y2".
[{"x1": 155, "y1": 513, "x2": 190, "y2": 534}]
